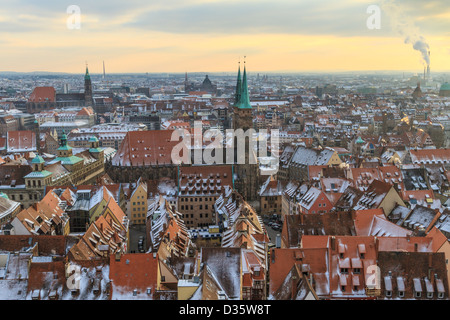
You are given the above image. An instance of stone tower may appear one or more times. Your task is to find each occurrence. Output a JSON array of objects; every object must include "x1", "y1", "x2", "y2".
[{"x1": 232, "y1": 62, "x2": 259, "y2": 201}]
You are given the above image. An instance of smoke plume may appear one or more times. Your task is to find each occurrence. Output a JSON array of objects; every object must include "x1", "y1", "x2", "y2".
[{"x1": 381, "y1": 0, "x2": 431, "y2": 67}]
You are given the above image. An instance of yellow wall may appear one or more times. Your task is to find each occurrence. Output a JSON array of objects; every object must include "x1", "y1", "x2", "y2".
[
  {"x1": 178, "y1": 283, "x2": 200, "y2": 300},
  {"x1": 89, "y1": 198, "x2": 108, "y2": 224},
  {"x1": 128, "y1": 184, "x2": 148, "y2": 225},
  {"x1": 379, "y1": 187, "x2": 406, "y2": 217},
  {"x1": 327, "y1": 151, "x2": 343, "y2": 166},
  {"x1": 437, "y1": 241, "x2": 450, "y2": 290}
]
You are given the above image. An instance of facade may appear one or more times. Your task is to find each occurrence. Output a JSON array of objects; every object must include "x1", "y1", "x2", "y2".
[
  {"x1": 177, "y1": 165, "x2": 233, "y2": 228},
  {"x1": 127, "y1": 178, "x2": 148, "y2": 225}
]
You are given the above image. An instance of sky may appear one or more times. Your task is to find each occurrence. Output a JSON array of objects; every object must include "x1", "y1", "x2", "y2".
[{"x1": 0, "y1": 0, "x2": 449, "y2": 73}]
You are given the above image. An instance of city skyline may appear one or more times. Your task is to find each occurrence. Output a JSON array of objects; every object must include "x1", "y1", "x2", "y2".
[{"x1": 1, "y1": 0, "x2": 449, "y2": 73}]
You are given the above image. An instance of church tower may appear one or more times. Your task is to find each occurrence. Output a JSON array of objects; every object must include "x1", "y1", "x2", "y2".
[
  {"x1": 232, "y1": 60, "x2": 259, "y2": 201},
  {"x1": 84, "y1": 64, "x2": 93, "y2": 106},
  {"x1": 233, "y1": 62, "x2": 253, "y2": 131}
]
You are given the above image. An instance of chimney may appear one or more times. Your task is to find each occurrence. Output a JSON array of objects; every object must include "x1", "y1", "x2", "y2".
[
  {"x1": 330, "y1": 236, "x2": 336, "y2": 251},
  {"x1": 276, "y1": 234, "x2": 281, "y2": 249}
]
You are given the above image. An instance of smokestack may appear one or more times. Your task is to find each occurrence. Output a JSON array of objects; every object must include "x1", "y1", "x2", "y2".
[{"x1": 103, "y1": 61, "x2": 105, "y2": 80}]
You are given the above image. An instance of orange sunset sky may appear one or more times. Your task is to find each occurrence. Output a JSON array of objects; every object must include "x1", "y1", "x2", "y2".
[{"x1": 1, "y1": 0, "x2": 449, "y2": 73}]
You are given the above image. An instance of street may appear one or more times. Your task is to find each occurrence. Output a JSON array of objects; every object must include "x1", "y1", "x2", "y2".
[{"x1": 128, "y1": 224, "x2": 147, "y2": 253}]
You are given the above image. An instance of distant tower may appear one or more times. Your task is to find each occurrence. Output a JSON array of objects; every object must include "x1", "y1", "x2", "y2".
[
  {"x1": 84, "y1": 63, "x2": 93, "y2": 106},
  {"x1": 184, "y1": 72, "x2": 189, "y2": 93},
  {"x1": 102, "y1": 61, "x2": 106, "y2": 81}
]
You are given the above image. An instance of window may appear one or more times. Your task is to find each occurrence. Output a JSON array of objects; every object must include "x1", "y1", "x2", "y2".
[
  {"x1": 341, "y1": 268, "x2": 348, "y2": 274},
  {"x1": 427, "y1": 292, "x2": 433, "y2": 299},
  {"x1": 399, "y1": 291, "x2": 405, "y2": 298},
  {"x1": 438, "y1": 292, "x2": 444, "y2": 299},
  {"x1": 341, "y1": 286, "x2": 346, "y2": 292},
  {"x1": 386, "y1": 290, "x2": 392, "y2": 297},
  {"x1": 353, "y1": 268, "x2": 361, "y2": 274},
  {"x1": 415, "y1": 291, "x2": 421, "y2": 298},
  {"x1": 360, "y1": 253, "x2": 365, "y2": 259}
]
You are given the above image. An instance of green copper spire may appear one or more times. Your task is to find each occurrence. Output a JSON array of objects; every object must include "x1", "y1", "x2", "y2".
[
  {"x1": 237, "y1": 62, "x2": 252, "y2": 109},
  {"x1": 234, "y1": 63, "x2": 242, "y2": 106},
  {"x1": 85, "y1": 64, "x2": 91, "y2": 80}
]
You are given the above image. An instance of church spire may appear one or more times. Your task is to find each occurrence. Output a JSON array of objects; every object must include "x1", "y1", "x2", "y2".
[
  {"x1": 238, "y1": 59, "x2": 252, "y2": 109},
  {"x1": 85, "y1": 62, "x2": 91, "y2": 80},
  {"x1": 234, "y1": 61, "x2": 242, "y2": 106}
]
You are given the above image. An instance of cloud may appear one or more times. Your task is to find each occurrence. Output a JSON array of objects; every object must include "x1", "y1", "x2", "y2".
[{"x1": 1, "y1": 0, "x2": 449, "y2": 37}]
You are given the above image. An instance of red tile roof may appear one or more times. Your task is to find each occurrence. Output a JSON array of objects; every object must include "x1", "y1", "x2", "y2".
[
  {"x1": 7, "y1": 131, "x2": 36, "y2": 152},
  {"x1": 112, "y1": 130, "x2": 179, "y2": 167},
  {"x1": 28, "y1": 87, "x2": 56, "y2": 103},
  {"x1": 109, "y1": 253, "x2": 159, "y2": 299},
  {"x1": 410, "y1": 149, "x2": 450, "y2": 164}
]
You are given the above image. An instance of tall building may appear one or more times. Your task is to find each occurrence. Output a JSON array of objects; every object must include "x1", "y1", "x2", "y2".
[
  {"x1": 232, "y1": 62, "x2": 259, "y2": 201},
  {"x1": 84, "y1": 64, "x2": 93, "y2": 106}
]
